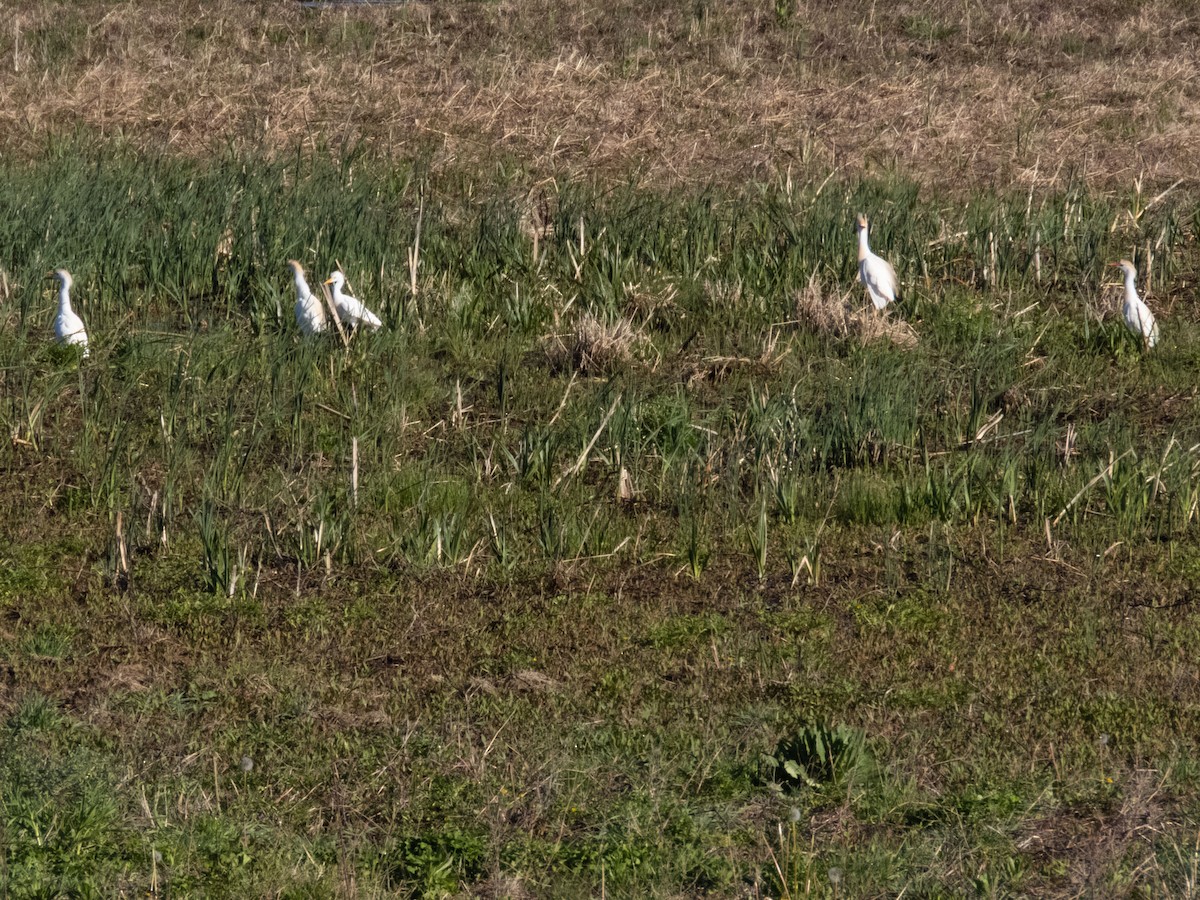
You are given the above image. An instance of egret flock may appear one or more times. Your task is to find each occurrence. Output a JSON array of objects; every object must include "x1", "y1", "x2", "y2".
[
  {"x1": 49, "y1": 260, "x2": 383, "y2": 353},
  {"x1": 48, "y1": 217, "x2": 1155, "y2": 354},
  {"x1": 855, "y1": 216, "x2": 1157, "y2": 349},
  {"x1": 283, "y1": 261, "x2": 382, "y2": 336}
]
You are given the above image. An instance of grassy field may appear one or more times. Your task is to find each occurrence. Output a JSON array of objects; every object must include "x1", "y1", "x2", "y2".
[{"x1": 3, "y1": 1, "x2": 1200, "y2": 898}]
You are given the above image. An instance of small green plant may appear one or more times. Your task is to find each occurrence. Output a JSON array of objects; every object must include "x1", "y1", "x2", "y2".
[
  {"x1": 7, "y1": 691, "x2": 64, "y2": 732},
  {"x1": 973, "y1": 855, "x2": 1027, "y2": 896},
  {"x1": 505, "y1": 424, "x2": 558, "y2": 486},
  {"x1": 485, "y1": 509, "x2": 519, "y2": 573},
  {"x1": 747, "y1": 499, "x2": 769, "y2": 581},
  {"x1": 770, "y1": 468, "x2": 801, "y2": 525},
  {"x1": 765, "y1": 724, "x2": 874, "y2": 792},
  {"x1": 683, "y1": 515, "x2": 709, "y2": 581},
  {"x1": 901, "y1": 14, "x2": 957, "y2": 43},
  {"x1": 197, "y1": 499, "x2": 241, "y2": 595},
  {"x1": 20, "y1": 623, "x2": 74, "y2": 659},
  {"x1": 383, "y1": 828, "x2": 488, "y2": 894},
  {"x1": 786, "y1": 539, "x2": 820, "y2": 586}
]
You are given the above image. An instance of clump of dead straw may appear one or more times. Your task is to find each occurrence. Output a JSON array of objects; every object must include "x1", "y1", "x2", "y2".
[
  {"x1": 545, "y1": 311, "x2": 647, "y2": 375},
  {"x1": 794, "y1": 274, "x2": 917, "y2": 349}
]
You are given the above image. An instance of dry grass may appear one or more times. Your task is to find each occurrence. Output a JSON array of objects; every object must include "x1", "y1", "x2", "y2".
[
  {"x1": 2, "y1": 0, "x2": 1199, "y2": 190},
  {"x1": 1018, "y1": 769, "x2": 1173, "y2": 895},
  {"x1": 545, "y1": 310, "x2": 646, "y2": 374},
  {"x1": 794, "y1": 273, "x2": 918, "y2": 348}
]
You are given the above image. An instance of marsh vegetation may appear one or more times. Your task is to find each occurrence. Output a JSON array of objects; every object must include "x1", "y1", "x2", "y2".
[{"x1": 3, "y1": 1, "x2": 1200, "y2": 896}]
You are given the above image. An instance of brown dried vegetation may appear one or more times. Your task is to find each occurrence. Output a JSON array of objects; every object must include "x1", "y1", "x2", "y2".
[
  {"x1": 545, "y1": 309, "x2": 647, "y2": 374},
  {"x1": 794, "y1": 273, "x2": 919, "y2": 348},
  {"x1": 3, "y1": 0, "x2": 1200, "y2": 189}
]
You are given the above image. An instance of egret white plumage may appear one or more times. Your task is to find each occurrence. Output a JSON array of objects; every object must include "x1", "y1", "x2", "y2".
[
  {"x1": 1110, "y1": 259, "x2": 1159, "y2": 349},
  {"x1": 50, "y1": 268, "x2": 89, "y2": 356},
  {"x1": 287, "y1": 260, "x2": 327, "y2": 336},
  {"x1": 855, "y1": 213, "x2": 899, "y2": 311},
  {"x1": 323, "y1": 271, "x2": 382, "y2": 331}
]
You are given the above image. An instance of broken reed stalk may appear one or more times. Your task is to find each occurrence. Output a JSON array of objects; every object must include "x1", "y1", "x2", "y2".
[
  {"x1": 554, "y1": 393, "x2": 621, "y2": 488},
  {"x1": 409, "y1": 191, "x2": 423, "y2": 299},
  {"x1": 321, "y1": 276, "x2": 351, "y2": 350}
]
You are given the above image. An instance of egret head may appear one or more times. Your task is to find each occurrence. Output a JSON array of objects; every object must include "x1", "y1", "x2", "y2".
[
  {"x1": 855, "y1": 213, "x2": 869, "y2": 233},
  {"x1": 323, "y1": 271, "x2": 345, "y2": 290},
  {"x1": 49, "y1": 268, "x2": 73, "y2": 289},
  {"x1": 287, "y1": 260, "x2": 305, "y2": 277},
  {"x1": 1109, "y1": 259, "x2": 1136, "y2": 278}
]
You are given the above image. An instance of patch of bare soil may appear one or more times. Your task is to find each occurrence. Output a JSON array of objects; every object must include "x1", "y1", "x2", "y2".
[{"x1": 1018, "y1": 768, "x2": 1177, "y2": 896}]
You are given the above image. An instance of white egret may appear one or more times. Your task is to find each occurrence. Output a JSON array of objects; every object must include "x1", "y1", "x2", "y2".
[
  {"x1": 287, "y1": 260, "x2": 327, "y2": 336},
  {"x1": 1110, "y1": 259, "x2": 1159, "y2": 349},
  {"x1": 50, "y1": 268, "x2": 89, "y2": 356},
  {"x1": 855, "y1": 213, "x2": 899, "y2": 311},
  {"x1": 323, "y1": 271, "x2": 382, "y2": 331}
]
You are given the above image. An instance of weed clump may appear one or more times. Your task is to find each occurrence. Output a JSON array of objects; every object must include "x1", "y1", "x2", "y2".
[
  {"x1": 794, "y1": 274, "x2": 917, "y2": 349},
  {"x1": 764, "y1": 723, "x2": 876, "y2": 793},
  {"x1": 545, "y1": 311, "x2": 646, "y2": 375}
]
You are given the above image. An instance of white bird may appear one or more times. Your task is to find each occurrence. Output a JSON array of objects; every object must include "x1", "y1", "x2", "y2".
[
  {"x1": 855, "y1": 213, "x2": 899, "y2": 311},
  {"x1": 323, "y1": 271, "x2": 382, "y2": 331},
  {"x1": 287, "y1": 260, "x2": 327, "y2": 336},
  {"x1": 1110, "y1": 259, "x2": 1159, "y2": 349},
  {"x1": 50, "y1": 268, "x2": 89, "y2": 356}
]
